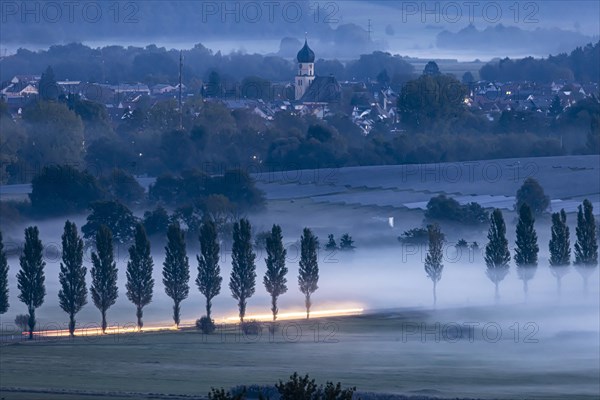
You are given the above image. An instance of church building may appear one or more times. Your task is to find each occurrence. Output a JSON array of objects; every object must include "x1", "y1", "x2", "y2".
[{"x1": 294, "y1": 39, "x2": 341, "y2": 104}]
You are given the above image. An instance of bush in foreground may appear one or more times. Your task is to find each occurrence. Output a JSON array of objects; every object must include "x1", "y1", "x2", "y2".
[
  {"x1": 196, "y1": 316, "x2": 216, "y2": 334},
  {"x1": 240, "y1": 319, "x2": 261, "y2": 336},
  {"x1": 15, "y1": 314, "x2": 29, "y2": 332},
  {"x1": 210, "y1": 373, "x2": 356, "y2": 400}
]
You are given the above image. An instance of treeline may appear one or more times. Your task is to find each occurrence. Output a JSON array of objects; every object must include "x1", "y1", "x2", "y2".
[
  {"x1": 419, "y1": 199, "x2": 598, "y2": 306},
  {"x1": 1, "y1": 198, "x2": 597, "y2": 339},
  {"x1": 0, "y1": 43, "x2": 412, "y2": 85},
  {"x1": 480, "y1": 41, "x2": 600, "y2": 82},
  {"x1": 0, "y1": 164, "x2": 265, "y2": 238},
  {"x1": 0, "y1": 218, "x2": 321, "y2": 339},
  {"x1": 3, "y1": 94, "x2": 597, "y2": 187}
]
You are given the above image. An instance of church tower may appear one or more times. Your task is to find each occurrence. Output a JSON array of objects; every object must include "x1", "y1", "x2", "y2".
[{"x1": 295, "y1": 39, "x2": 315, "y2": 101}]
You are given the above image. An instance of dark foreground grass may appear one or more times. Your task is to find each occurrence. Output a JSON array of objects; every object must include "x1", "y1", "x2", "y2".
[{"x1": 0, "y1": 307, "x2": 598, "y2": 400}]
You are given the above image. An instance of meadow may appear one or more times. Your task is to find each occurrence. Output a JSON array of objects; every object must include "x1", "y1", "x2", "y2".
[{"x1": 1, "y1": 305, "x2": 599, "y2": 400}]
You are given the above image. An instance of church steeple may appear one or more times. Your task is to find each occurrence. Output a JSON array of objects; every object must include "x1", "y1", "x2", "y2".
[
  {"x1": 297, "y1": 39, "x2": 315, "y2": 63},
  {"x1": 295, "y1": 37, "x2": 315, "y2": 101}
]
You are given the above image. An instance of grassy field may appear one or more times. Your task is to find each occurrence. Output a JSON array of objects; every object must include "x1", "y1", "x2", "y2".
[{"x1": 1, "y1": 307, "x2": 598, "y2": 400}]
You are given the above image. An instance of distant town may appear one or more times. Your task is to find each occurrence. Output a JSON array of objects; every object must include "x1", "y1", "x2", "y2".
[{"x1": 2, "y1": 40, "x2": 598, "y2": 136}]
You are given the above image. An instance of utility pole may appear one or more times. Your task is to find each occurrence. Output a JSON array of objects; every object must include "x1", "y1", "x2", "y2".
[
  {"x1": 367, "y1": 19, "x2": 372, "y2": 41},
  {"x1": 178, "y1": 50, "x2": 183, "y2": 131}
]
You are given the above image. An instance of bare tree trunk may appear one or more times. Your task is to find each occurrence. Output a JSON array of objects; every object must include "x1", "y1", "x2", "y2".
[
  {"x1": 432, "y1": 281, "x2": 437, "y2": 308},
  {"x1": 494, "y1": 282, "x2": 499, "y2": 303},
  {"x1": 305, "y1": 293, "x2": 311, "y2": 319},
  {"x1": 239, "y1": 299, "x2": 246, "y2": 323},
  {"x1": 69, "y1": 313, "x2": 76, "y2": 337},
  {"x1": 523, "y1": 279, "x2": 529, "y2": 302},
  {"x1": 28, "y1": 307, "x2": 35, "y2": 340},
  {"x1": 556, "y1": 276, "x2": 562, "y2": 297},
  {"x1": 206, "y1": 297, "x2": 212, "y2": 321},
  {"x1": 136, "y1": 306, "x2": 143, "y2": 331},
  {"x1": 173, "y1": 301, "x2": 180, "y2": 328},
  {"x1": 271, "y1": 295, "x2": 278, "y2": 322},
  {"x1": 101, "y1": 309, "x2": 107, "y2": 334}
]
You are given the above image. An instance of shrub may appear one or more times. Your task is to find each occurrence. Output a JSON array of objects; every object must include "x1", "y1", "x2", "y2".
[
  {"x1": 99, "y1": 169, "x2": 145, "y2": 205},
  {"x1": 241, "y1": 319, "x2": 261, "y2": 336},
  {"x1": 516, "y1": 177, "x2": 550, "y2": 215},
  {"x1": 15, "y1": 314, "x2": 29, "y2": 332},
  {"x1": 254, "y1": 231, "x2": 270, "y2": 249},
  {"x1": 82, "y1": 200, "x2": 137, "y2": 244},
  {"x1": 456, "y1": 239, "x2": 469, "y2": 248},
  {"x1": 325, "y1": 234, "x2": 338, "y2": 251},
  {"x1": 0, "y1": 201, "x2": 22, "y2": 229},
  {"x1": 143, "y1": 206, "x2": 170, "y2": 236},
  {"x1": 426, "y1": 194, "x2": 462, "y2": 220},
  {"x1": 231, "y1": 385, "x2": 276, "y2": 400},
  {"x1": 425, "y1": 195, "x2": 488, "y2": 225},
  {"x1": 339, "y1": 234, "x2": 355, "y2": 251},
  {"x1": 208, "y1": 387, "x2": 246, "y2": 400},
  {"x1": 462, "y1": 202, "x2": 489, "y2": 224},
  {"x1": 196, "y1": 316, "x2": 216, "y2": 334},
  {"x1": 398, "y1": 227, "x2": 429, "y2": 244},
  {"x1": 30, "y1": 165, "x2": 104, "y2": 216},
  {"x1": 276, "y1": 372, "x2": 357, "y2": 400}
]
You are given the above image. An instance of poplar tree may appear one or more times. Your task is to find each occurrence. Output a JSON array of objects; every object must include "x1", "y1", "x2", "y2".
[
  {"x1": 196, "y1": 219, "x2": 222, "y2": 323},
  {"x1": 90, "y1": 225, "x2": 118, "y2": 334},
  {"x1": 163, "y1": 223, "x2": 190, "y2": 327},
  {"x1": 424, "y1": 224, "x2": 444, "y2": 307},
  {"x1": 126, "y1": 223, "x2": 154, "y2": 330},
  {"x1": 58, "y1": 221, "x2": 87, "y2": 336},
  {"x1": 229, "y1": 219, "x2": 256, "y2": 322},
  {"x1": 514, "y1": 204, "x2": 539, "y2": 297},
  {"x1": 574, "y1": 199, "x2": 598, "y2": 293},
  {"x1": 17, "y1": 226, "x2": 46, "y2": 340},
  {"x1": 0, "y1": 231, "x2": 9, "y2": 315},
  {"x1": 484, "y1": 209, "x2": 510, "y2": 301},
  {"x1": 264, "y1": 224, "x2": 288, "y2": 321},
  {"x1": 549, "y1": 209, "x2": 570, "y2": 295},
  {"x1": 299, "y1": 228, "x2": 319, "y2": 319}
]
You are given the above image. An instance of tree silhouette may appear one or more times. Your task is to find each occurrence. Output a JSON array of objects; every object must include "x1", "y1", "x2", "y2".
[
  {"x1": 163, "y1": 223, "x2": 190, "y2": 328},
  {"x1": 229, "y1": 219, "x2": 256, "y2": 322},
  {"x1": 90, "y1": 225, "x2": 118, "y2": 334},
  {"x1": 339, "y1": 234, "x2": 355, "y2": 251},
  {"x1": 126, "y1": 223, "x2": 154, "y2": 330},
  {"x1": 264, "y1": 224, "x2": 288, "y2": 321},
  {"x1": 574, "y1": 199, "x2": 598, "y2": 293},
  {"x1": 485, "y1": 209, "x2": 510, "y2": 301},
  {"x1": 17, "y1": 226, "x2": 46, "y2": 339},
  {"x1": 325, "y1": 234, "x2": 337, "y2": 251},
  {"x1": 299, "y1": 228, "x2": 319, "y2": 319},
  {"x1": 424, "y1": 224, "x2": 444, "y2": 307},
  {"x1": 549, "y1": 209, "x2": 570, "y2": 295},
  {"x1": 0, "y1": 231, "x2": 9, "y2": 315},
  {"x1": 39, "y1": 66, "x2": 61, "y2": 100},
  {"x1": 196, "y1": 219, "x2": 222, "y2": 324},
  {"x1": 82, "y1": 200, "x2": 137, "y2": 244},
  {"x1": 515, "y1": 178, "x2": 550, "y2": 215},
  {"x1": 58, "y1": 221, "x2": 87, "y2": 336},
  {"x1": 514, "y1": 204, "x2": 539, "y2": 297}
]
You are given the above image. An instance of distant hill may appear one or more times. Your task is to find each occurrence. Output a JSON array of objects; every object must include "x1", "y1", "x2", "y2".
[
  {"x1": 479, "y1": 41, "x2": 600, "y2": 83},
  {"x1": 437, "y1": 24, "x2": 597, "y2": 55}
]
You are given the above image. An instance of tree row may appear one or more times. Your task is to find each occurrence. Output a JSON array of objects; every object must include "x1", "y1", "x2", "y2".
[{"x1": 0, "y1": 219, "x2": 318, "y2": 339}]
